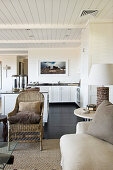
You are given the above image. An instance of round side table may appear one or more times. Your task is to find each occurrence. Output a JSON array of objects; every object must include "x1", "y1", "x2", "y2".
[
  {"x1": 0, "y1": 115, "x2": 7, "y2": 142},
  {"x1": 74, "y1": 108, "x2": 95, "y2": 121}
]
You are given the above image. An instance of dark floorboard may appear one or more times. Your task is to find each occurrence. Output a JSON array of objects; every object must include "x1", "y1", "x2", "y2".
[
  {"x1": 44, "y1": 103, "x2": 82, "y2": 139},
  {"x1": 0, "y1": 103, "x2": 83, "y2": 141}
]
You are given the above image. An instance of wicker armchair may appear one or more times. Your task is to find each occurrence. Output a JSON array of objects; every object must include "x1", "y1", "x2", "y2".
[{"x1": 8, "y1": 91, "x2": 44, "y2": 151}]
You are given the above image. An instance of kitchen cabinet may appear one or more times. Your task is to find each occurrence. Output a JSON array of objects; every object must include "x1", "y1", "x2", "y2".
[
  {"x1": 1, "y1": 92, "x2": 49, "y2": 123},
  {"x1": 39, "y1": 85, "x2": 78, "y2": 103},
  {"x1": 49, "y1": 86, "x2": 61, "y2": 103},
  {"x1": 61, "y1": 86, "x2": 71, "y2": 102},
  {"x1": 71, "y1": 86, "x2": 77, "y2": 102}
]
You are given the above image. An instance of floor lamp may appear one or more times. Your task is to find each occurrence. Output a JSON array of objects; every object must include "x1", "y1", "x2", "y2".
[{"x1": 88, "y1": 64, "x2": 113, "y2": 107}]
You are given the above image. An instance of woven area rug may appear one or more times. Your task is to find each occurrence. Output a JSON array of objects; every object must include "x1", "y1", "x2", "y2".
[{"x1": 5, "y1": 139, "x2": 61, "y2": 170}]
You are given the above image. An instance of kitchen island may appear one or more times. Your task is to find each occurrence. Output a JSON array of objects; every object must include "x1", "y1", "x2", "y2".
[{"x1": 1, "y1": 91, "x2": 49, "y2": 123}]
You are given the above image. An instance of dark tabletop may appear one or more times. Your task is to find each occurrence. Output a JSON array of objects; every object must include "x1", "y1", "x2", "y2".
[{"x1": 0, "y1": 115, "x2": 7, "y2": 120}]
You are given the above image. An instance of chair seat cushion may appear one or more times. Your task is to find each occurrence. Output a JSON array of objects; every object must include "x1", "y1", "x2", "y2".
[{"x1": 8, "y1": 111, "x2": 40, "y2": 124}]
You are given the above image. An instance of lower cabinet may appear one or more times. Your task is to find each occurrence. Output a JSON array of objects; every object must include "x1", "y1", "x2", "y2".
[
  {"x1": 61, "y1": 86, "x2": 71, "y2": 102},
  {"x1": 49, "y1": 86, "x2": 61, "y2": 103},
  {"x1": 1, "y1": 92, "x2": 49, "y2": 123},
  {"x1": 48, "y1": 86, "x2": 77, "y2": 103}
]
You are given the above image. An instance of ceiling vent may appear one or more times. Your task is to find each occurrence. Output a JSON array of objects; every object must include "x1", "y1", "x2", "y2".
[{"x1": 80, "y1": 10, "x2": 98, "y2": 17}]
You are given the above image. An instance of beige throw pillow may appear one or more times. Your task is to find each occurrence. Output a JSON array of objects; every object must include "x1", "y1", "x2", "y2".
[
  {"x1": 87, "y1": 100, "x2": 113, "y2": 145},
  {"x1": 19, "y1": 101, "x2": 41, "y2": 115}
]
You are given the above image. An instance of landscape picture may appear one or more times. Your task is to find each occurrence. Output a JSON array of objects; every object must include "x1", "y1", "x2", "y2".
[{"x1": 40, "y1": 61, "x2": 67, "y2": 74}]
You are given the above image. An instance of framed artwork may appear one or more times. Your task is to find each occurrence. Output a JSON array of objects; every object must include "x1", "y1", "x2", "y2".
[
  {"x1": 0, "y1": 61, "x2": 2, "y2": 89},
  {"x1": 39, "y1": 61, "x2": 68, "y2": 75}
]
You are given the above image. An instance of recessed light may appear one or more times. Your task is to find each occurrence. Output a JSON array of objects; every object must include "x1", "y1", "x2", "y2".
[{"x1": 25, "y1": 29, "x2": 31, "y2": 31}]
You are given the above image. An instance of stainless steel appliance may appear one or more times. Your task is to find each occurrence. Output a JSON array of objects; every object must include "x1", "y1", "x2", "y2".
[
  {"x1": 19, "y1": 75, "x2": 28, "y2": 91},
  {"x1": 12, "y1": 75, "x2": 28, "y2": 91},
  {"x1": 12, "y1": 75, "x2": 19, "y2": 92},
  {"x1": 77, "y1": 87, "x2": 80, "y2": 106}
]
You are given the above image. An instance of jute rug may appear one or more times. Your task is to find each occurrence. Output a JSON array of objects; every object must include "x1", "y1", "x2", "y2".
[{"x1": 5, "y1": 139, "x2": 61, "y2": 170}]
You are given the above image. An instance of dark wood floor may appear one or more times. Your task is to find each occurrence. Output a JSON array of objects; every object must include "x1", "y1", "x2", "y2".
[
  {"x1": 44, "y1": 103, "x2": 82, "y2": 139},
  {"x1": 0, "y1": 103, "x2": 82, "y2": 141}
]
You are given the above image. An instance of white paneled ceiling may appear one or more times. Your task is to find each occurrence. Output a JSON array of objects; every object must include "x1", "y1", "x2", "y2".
[{"x1": 0, "y1": 0, "x2": 112, "y2": 51}]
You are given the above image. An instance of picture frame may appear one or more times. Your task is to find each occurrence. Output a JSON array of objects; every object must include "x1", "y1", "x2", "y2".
[{"x1": 39, "y1": 60, "x2": 68, "y2": 76}]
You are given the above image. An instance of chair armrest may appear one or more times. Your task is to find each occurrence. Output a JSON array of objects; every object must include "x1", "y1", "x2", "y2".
[
  {"x1": 8, "y1": 110, "x2": 16, "y2": 118},
  {"x1": 76, "y1": 121, "x2": 91, "y2": 134}
]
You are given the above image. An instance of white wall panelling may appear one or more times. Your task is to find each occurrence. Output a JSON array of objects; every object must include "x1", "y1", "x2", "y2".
[
  {"x1": 80, "y1": 22, "x2": 113, "y2": 107},
  {"x1": 80, "y1": 26, "x2": 90, "y2": 107},
  {"x1": 89, "y1": 23, "x2": 113, "y2": 104}
]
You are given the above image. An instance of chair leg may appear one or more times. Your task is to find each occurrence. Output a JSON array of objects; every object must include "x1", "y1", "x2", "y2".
[
  {"x1": 40, "y1": 131, "x2": 43, "y2": 151},
  {"x1": 40, "y1": 140, "x2": 43, "y2": 151},
  {"x1": 8, "y1": 124, "x2": 10, "y2": 151},
  {"x1": 42, "y1": 127, "x2": 44, "y2": 139}
]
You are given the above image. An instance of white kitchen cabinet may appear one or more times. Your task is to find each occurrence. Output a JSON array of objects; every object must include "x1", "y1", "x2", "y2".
[
  {"x1": 70, "y1": 86, "x2": 77, "y2": 102},
  {"x1": 61, "y1": 86, "x2": 71, "y2": 102},
  {"x1": 1, "y1": 92, "x2": 49, "y2": 123},
  {"x1": 40, "y1": 86, "x2": 49, "y2": 92},
  {"x1": 47, "y1": 86, "x2": 77, "y2": 103},
  {"x1": 29, "y1": 85, "x2": 79, "y2": 103},
  {"x1": 49, "y1": 86, "x2": 61, "y2": 103}
]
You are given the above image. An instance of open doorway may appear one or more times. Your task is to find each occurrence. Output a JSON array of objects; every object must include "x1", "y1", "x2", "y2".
[{"x1": 17, "y1": 56, "x2": 28, "y2": 75}]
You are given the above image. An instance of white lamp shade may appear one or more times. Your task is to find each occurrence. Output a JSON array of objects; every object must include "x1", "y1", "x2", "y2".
[{"x1": 88, "y1": 64, "x2": 113, "y2": 85}]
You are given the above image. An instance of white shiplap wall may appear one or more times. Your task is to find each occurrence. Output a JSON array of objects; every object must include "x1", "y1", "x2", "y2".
[
  {"x1": 90, "y1": 23, "x2": 113, "y2": 64},
  {"x1": 80, "y1": 25, "x2": 90, "y2": 107},
  {"x1": 89, "y1": 22, "x2": 113, "y2": 104}
]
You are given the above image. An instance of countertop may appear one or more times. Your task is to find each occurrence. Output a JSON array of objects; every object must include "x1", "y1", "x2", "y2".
[
  {"x1": 0, "y1": 91, "x2": 48, "y2": 94},
  {"x1": 0, "y1": 83, "x2": 80, "y2": 94},
  {"x1": 28, "y1": 83, "x2": 80, "y2": 86}
]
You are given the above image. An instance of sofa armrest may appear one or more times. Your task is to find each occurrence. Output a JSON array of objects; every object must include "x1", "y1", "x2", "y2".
[{"x1": 76, "y1": 121, "x2": 91, "y2": 134}]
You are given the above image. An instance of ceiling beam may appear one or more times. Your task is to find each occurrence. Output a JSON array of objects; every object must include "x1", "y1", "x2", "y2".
[
  {"x1": 0, "y1": 24, "x2": 85, "y2": 29},
  {"x1": 0, "y1": 49, "x2": 28, "y2": 51},
  {"x1": 0, "y1": 47, "x2": 80, "y2": 51},
  {"x1": 0, "y1": 40, "x2": 81, "y2": 44},
  {"x1": 0, "y1": 53, "x2": 28, "y2": 56}
]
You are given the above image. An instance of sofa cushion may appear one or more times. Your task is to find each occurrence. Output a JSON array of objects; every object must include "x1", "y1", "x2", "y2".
[
  {"x1": 19, "y1": 101, "x2": 41, "y2": 115},
  {"x1": 60, "y1": 134, "x2": 113, "y2": 170},
  {"x1": 87, "y1": 100, "x2": 113, "y2": 144},
  {"x1": 8, "y1": 111, "x2": 40, "y2": 124}
]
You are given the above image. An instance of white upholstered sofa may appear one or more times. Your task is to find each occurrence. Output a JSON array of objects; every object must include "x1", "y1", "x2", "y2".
[{"x1": 60, "y1": 121, "x2": 113, "y2": 170}]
